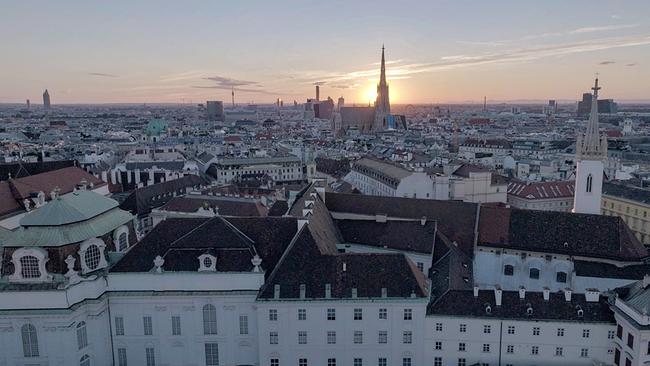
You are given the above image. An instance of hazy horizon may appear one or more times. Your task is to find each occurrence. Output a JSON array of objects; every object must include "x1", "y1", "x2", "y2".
[{"x1": 1, "y1": 0, "x2": 649, "y2": 104}]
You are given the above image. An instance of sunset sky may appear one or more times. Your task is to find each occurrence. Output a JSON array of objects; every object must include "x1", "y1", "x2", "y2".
[{"x1": 1, "y1": 0, "x2": 649, "y2": 104}]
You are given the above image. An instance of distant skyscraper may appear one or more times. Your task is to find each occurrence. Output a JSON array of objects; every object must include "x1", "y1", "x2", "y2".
[
  {"x1": 316, "y1": 85, "x2": 320, "y2": 101},
  {"x1": 373, "y1": 45, "x2": 390, "y2": 130},
  {"x1": 43, "y1": 89, "x2": 51, "y2": 110},
  {"x1": 26, "y1": 99, "x2": 30, "y2": 110},
  {"x1": 337, "y1": 96, "x2": 345, "y2": 111},
  {"x1": 206, "y1": 101, "x2": 224, "y2": 121},
  {"x1": 573, "y1": 78, "x2": 607, "y2": 215}
]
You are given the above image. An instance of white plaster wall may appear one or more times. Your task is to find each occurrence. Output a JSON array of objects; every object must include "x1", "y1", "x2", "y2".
[{"x1": 257, "y1": 300, "x2": 427, "y2": 366}]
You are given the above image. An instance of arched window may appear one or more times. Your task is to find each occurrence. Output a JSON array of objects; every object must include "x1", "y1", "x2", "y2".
[
  {"x1": 80, "y1": 354, "x2": 90, "y2": 366},
  {"x1": 21, "y1": 324, "x2": 39, "y2": 357},
  {"x1": 529, "y1": 268, "x2": 540, "y2": 280},
  {"x1": 20, "y1": 256, "x2": 41, "y2": 278},
  {"x1": 118, "y1": 232, "x2": 128, "y2": 252},
  {"x1": 203, "y1": 304, "x2": 218, "y2": 335},
  {"x1": 84, "y1": 245, "x2": 101, "y2": 270},
  {"x1": 203, "y1": 257, "x2": 213, "y2": 268},
  {"x1": 586, "y1": 174, "x2": 593, "y2": 193},
  {"x1": 503, "y1": 265, "x2": 514, "y2": 276},
  {"x1": 556, "y1": 271, "x2": 568, "y2": 283},
  {"x1": 77, "y1": 321, "x2": 88, "y2": 349}
]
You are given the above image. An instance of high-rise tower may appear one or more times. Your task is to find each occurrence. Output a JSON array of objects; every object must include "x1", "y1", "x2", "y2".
[
  {"x1": 373, "y1": 45, "x2": 390, "y2": 130},
  {"x1": 573, "y1": 78, "x2": 607, "y2": 215},
  {"x1": 43, "y1": 89, "x2": 51, "y2": 110}
]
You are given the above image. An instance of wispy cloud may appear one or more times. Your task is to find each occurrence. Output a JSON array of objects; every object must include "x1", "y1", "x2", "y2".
[
  {"x1": 626, "y1": 63, "x2": 637, "y2": 67},
  {"x1": 159, "y1": 70, "x2": 207, "y2": 82},
  {"x1": 313, "y1": 81, "x2": 327, "y2": 86},
  {"x1": 308, "y1": 35, "x2": 650, "y2": 86},
  {"x1": 192, "y1": 75, "x2": 276, "y2": 94},
  {"x1": 570, "y1": 24, "x2": 639, "y2": 34},
  {"x1": 599, "y1": 60, "x2": 616, "y2": 65},
  {"x1": 88, "y1": 72, "x2": 119, "y2": 78}
]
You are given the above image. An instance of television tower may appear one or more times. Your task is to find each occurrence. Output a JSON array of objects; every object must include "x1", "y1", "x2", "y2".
[{"x1": 232, "y1": 87, "x2": 235, "y2": 108}]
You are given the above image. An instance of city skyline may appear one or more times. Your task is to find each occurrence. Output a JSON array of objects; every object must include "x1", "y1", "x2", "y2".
[{"x1": 1, "y1": 0, "x2": 650, "y2": 104}]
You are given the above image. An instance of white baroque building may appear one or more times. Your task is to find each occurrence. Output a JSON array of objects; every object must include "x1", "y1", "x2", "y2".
[{"x1": 2, "y1": 179, "x2": 650, "y2": 366}]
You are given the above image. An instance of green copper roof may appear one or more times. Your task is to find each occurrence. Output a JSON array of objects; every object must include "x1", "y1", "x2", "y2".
[
  {"x1": 8, "y1": 208, "x2": 133, "y2": 247},
  {"x1": 144, "y1": 118, "x2": 167, "y2": 136},
  {"x1": 20, "y1": 190, "x2": 119, "y2": 227}
]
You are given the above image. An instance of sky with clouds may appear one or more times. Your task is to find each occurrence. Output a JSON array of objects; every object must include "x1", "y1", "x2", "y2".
[{"x1": 1, "y1": 0, "x2": 649, "y2": 104}]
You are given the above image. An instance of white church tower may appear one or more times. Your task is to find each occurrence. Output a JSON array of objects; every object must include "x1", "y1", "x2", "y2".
[{"x1": 573, "y1": 78, "x2": 608, "y2": 214}]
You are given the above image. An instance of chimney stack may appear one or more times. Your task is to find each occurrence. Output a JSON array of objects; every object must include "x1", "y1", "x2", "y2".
[
  {"x1": 542, "y1": 287, "x2": 550, "y2": 301},
  {"x1": 473, "y1": 286, "x2": 479, "y2": 297},
  {"x1": 494, "y1": 286, "x2": 503, "y2": 306},
  {"x1": 518, "y1": 287, "x2": 526, "y2": 300},
  {"x1": 564, "y1": 288, "x2": 573, "y2": 302},
  {"x1": 643, "y1": 274, "x2": 650, "y2": 289}
]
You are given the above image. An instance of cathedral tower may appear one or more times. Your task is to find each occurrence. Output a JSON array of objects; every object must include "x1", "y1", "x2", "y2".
[
  {"x1": 373, "y1": 45, "x2": 391, "y2": 130},
  {"x1": 573, "y1": 78, "x2": 607, "y2": 215}
]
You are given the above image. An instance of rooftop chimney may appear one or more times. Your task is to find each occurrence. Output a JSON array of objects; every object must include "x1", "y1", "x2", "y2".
[
  {"x1": 381, "y1": 287, "x2": 388, "y2": 298},
  {"x1": 564, "y1": 288, "x2": 573, "y2": 302},
  {"x1": 473, "y1": 286, "x2": 479, "y2": 298},
  {"x1": 643, "y1": 274, "x2": 650, "y2": 289},
  {"x1": 420, "y1": 216, "x2": 427, "y2": 226},
  {"x1": 325, "y1": 283, "x2": 332, "y2": 298},
  {"x1": 518, "y1": 287, "x2": 526, "y2": 300},
  {"x1": 274, "y1": 284, "x2": 280, "y2": 299},
  {"x1": 351, "y1": 288, "x2": 358, "y2": 298},
  {"x1": 585, "y1": 288, "x2": 600, "y2": 302},
  {"x1": 494, "y1": 286, "x2": 503, "y2": 306},
  {"x1": 300, "y1": 284, "x2": 306, "y2": 299},
  {"x1": 542, "y1": 287, "x2": 550, "y2": 301}
]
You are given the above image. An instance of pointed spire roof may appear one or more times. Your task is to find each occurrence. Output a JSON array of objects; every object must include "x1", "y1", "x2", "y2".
[
  {"x1": 380, "y1": 44, "x2": 387, "y2": 86},
  {"x1": 576, "y1": 78, "x2": 607, "y2": 160}
]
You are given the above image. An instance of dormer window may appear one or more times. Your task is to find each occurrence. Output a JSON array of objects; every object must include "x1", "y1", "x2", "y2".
[
  {"x1": 78, "y1": 238, "x2": 108, "y2": 274},
  {"x1": 113, "y1": 226, "x2": 130, "y2": 252},
  {"x1": 198, "y1": 254, "x2": 217, "y2": 272},
  {"x1": 9, "y1": 248, "x2": 52, "y2": 283}
]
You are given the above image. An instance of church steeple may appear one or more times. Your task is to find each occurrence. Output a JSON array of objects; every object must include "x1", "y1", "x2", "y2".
[
  {"x1": 373, "y1": 44, "x2": 391, "y2": 130},
  {"x1": 576, "y1": 78, "x2": 607, "y2": 160}
]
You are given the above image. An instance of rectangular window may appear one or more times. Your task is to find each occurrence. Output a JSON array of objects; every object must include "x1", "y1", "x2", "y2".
[
  {"x1": 555, "y1": 347, "x2": 563, "y2": 356},
  {"x1": 77, "y1": 324, "x2": 88, "y2": 349},
  {"x1": 269, "y1": 331, "x2": 278, "y2": 345},
  {"x1": 205, "y1": 343, "x2": 219, "y2": 366},
  {"x1": 403, "y1": 309, "x2": 412, "y2": 320},
  {"x1": 458, "y1": 359, "x2": 466, "y2": 366},
  {"x1": 354, "y1": 331, "x2": 363, "y2": 344},
  {"x1": 354, "y1": 358, "x2": 362, "y2": 366},
  {"x1": 328, "y1": 359, "x2": 336, "y2": 366},
  {"x1": 298, "y1": 309, "x2": 306, "y2": 321},
  {"x1": 436, "y1": 323, "x2": 443, "y2": 331},
  {"x1": 327, "y1": 331, "x2": 336, "y2": 344},
  {"x1": 327, "y1": 308, "x2": 336, "y2": 320},
  {"x1": 459, "y1": 324, "x2": 466, "y2": 333},
  {"x1": 614, "y1": 349, "x2": 620, "y2": 365},
  {"x1": 299, "y1": 359, "x2": 307, "y2": 366},
  {"x1": 483, "y1": 344, "x2": 490, "y2": 353},
  {"x1": 298, "y1": 331, "x2": 307, "y2": 345},
  {"x1": 417, "y1": 262, "x2": 424, "y2": 272},
  {"x1": 533, "y1": 327, "x2": 540, "y2": 336},
  {"x1": 582, "y1": 329, "x2": 590, "y2": 338},
  {"x1": 628, "y1": 333, "x2": 634, "y2": 349},
  {"x1": 434, "y1": 357, "x2": 442, "y2": 366},
  {"x1": 435, "y1": 341, "x2": 442, "y2": 350},
  {"x1": 378, "y1": 331, "x2": 387, "y2": 344},
  {"x1": 271, "y1": 359, "x2": 279, "y2": 366},
  {"x1": 145, "y1": 347, "x2": 156, "y2": 366},
  {"x1": 118, "y1": 348, "x2": 127, "y2": 366},
  {"x1": 557, "y1": 328, "x2": 564, "y2": 337},
  {"x1": 507, "y1": 325, "x2": 515, "y2": 334},
  {"x1": 608, "y1": 330, "x2": 616, "y2": 339},
  {"x1": 458, "y1": 342, "x2": 466, "y2": 351},
  {"x1": 143, "y1": 316, "x2": 153, "y2": 336},
  {"x1": 269, "y1": 309, "x2": 278, "y2": 321},
  {"x1": 484, "y1": 325, "x2": 491, "y2": 334},
  {"x1": 403, "y1": 331, "x2": 412, "y2": 344},
  {"x1": 172, "y1": 315, "x2": 181, "y2": 336},
  {"x1": 378, "y1": 358, "x2": 387, "y2": 366},
  {"x1": 115, "y1": 316, "x2": 125, "y2": 336},
  {"x1": 507, "y1": 345, "x2": 514, "y2": 353},
  {"x1": 617, "y1": 324, "x2": 623, "y2": 339},
  {"x1": 379, "y1": 308, "x2": 387, "y2": 320},
  {"x1": 239, "y1": 315, "x2": 248, "y2": 335},
  {"x1": 532, "y1": 346, "x2": 539, "y2": 355},
  {"x1": 402, "y1": 358, "x2": 411, "y2": 366},
  {"x1": 581, "y1": 348, "x2": 589, "y2": 358},
  {"x1": 354, "y1": 308, "x2": 363, "y2": 320}
]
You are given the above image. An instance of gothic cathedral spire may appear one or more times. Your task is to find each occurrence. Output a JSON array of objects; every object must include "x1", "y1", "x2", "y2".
[{"x1": 373, "y1": 44, "x2": 391, "y2": 130}]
